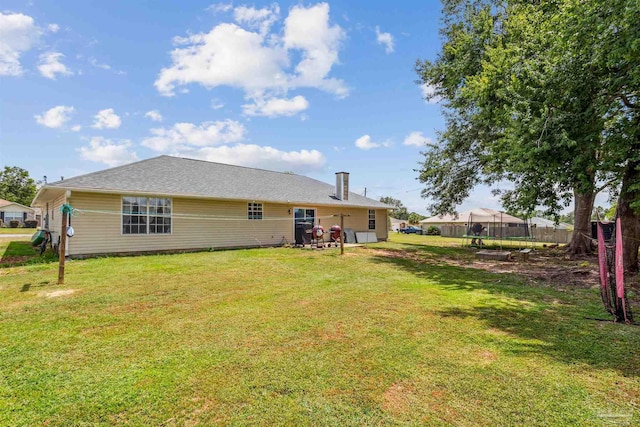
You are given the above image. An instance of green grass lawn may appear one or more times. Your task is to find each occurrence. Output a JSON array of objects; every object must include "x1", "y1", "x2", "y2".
[
  {"x1": 1, "y1": 235, "x2": 638, "y2": 426},
  {"x1": 0, "y1": 236, "x2": 58, "y2": 268}
]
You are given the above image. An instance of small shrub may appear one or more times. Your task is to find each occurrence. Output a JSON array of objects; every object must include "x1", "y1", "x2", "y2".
[
  {"x1": 427, "y1": 226, "x2": 441, "y2": 235},
  {"x1": 9, "y1": 220, "x2": 20, "y2": 228},
  {"x1": 24, "y1": 220, "x2": 38, "y2": 228}
]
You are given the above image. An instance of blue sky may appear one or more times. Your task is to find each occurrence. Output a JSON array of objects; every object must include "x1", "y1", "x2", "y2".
[{"x1": 0, "y1": 0, "x2": 507, "y2": 214}]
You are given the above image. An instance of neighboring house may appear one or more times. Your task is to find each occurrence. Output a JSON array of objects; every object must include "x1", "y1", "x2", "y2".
[
  {"x1": 32, "y1": 156, "x2": 391, "y2": 257},
  {"x1": 529, "y1": 217, "x2": 572, "y2": 230},
  {"x1": 420, "y1": 208, "x2": 527, "y2": 238},
  {"x1": 389, "y1": 217, "x2": 407, "y2": 232},
  {"x1": 0, "y1": 199, "x2": 37, "y2": 226},
  {"x1": 420, "y1": 208, "x2": 525, "y2": 228}
]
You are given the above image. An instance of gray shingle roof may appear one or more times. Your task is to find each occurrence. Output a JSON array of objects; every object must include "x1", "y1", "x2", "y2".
[{"x1": 45, "y1": 156, "x2": 390, "y2": 209}]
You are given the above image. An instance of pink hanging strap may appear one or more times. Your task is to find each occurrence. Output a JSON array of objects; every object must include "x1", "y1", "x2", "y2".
[
  {"x1": 597, "y1": 222, "x2": 608, "y2": 291},
  {"x1": 615, "y1": 218, "x2": 625, "y2": 299}
]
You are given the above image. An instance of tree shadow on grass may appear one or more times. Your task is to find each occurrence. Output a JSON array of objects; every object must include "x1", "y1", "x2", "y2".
[{"x1": 370, "y1": 247, "x2": 640, "y2": 378}]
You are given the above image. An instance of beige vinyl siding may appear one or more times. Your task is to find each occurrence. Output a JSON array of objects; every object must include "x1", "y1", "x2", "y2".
[
  {"x1": 375, "y1": 209, "x2": 388, "y2": 240},
  {"x1": 66, "y1": 192, "x2": 293, "y2": 256},
  {"x1": 48, "y1": 192, "x2": 67, "y2": 250}
]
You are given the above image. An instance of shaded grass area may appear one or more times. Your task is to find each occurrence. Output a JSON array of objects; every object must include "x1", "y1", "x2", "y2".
[
  {"x1": 1, "y1": 237, "x2": 639, "y2": 426},
  {"x1": 0, "y1": 237, "x2": 58, "y2": 268},
  {"x1": 389, "y1": 232, "x2": 550, "y2": 250}
]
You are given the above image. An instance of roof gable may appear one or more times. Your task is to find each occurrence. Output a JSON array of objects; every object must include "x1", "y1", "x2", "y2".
[
  {"x1": 0, "y1": 199, "x2": 34, "y2": 211},
  {"x1": 421, "y1": 208, "x2": 525, "y2": 224}
]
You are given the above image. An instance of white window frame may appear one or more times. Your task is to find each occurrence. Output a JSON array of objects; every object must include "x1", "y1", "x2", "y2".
[
  {"x1": 3, "y1": 211, "x2": 23, "y2": 222},
  {"x1": 248, "y1": 202, "x2": 263, "y2": 220},
  {"x1": 122, "y1": 196, "x2": 172, "y2": 235},
  {"x1": 368, "y1": 209, "x2": 376, "y2": 230}
]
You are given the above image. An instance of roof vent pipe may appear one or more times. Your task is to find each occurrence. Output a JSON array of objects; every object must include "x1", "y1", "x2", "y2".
[{"x1": 335, "y1": 172, "x2": 349, "y2": 201}]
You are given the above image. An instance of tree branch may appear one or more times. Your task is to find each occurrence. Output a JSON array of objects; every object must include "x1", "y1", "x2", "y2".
[
  {"x1": 619, "y1": 93, "x2": 638, "y2": 109},
  {"x1": 594, "y1": 178, "x2": 619, "y2": 194}
]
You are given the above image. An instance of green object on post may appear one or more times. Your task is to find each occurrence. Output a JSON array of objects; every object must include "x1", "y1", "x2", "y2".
[{"x1": 60, "y1": 204, "x2": 74, "y2": 215}]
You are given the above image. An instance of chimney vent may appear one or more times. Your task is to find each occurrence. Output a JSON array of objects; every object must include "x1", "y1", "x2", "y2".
[{"x1": 335, "y1": 172, "x2": 349, "y2": 201}]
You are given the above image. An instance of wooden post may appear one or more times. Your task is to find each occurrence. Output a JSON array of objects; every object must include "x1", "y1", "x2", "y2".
[
  {"x1": 340, "y1": 213, "x2": 345, "y2": 255},
  {"x1": 58, "y1": 210, "x2": 67, "y2": 285}
]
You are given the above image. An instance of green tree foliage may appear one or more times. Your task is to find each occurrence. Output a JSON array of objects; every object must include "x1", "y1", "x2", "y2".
[
  {"x1": 416, "y1": 0, "x2": 640, "y2": 269},
  {"x1": 380, "y1": 196, "x2": 409, "y2": 220},
  {"x1": 408, "y1": 212, "x2": 427, "y2": 224},
  {"x1": 0, "y1": 166, "x2": 37, "y2": 207}
]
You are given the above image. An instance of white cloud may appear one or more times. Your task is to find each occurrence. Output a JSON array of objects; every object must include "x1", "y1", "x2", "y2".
[
  {"x1": 89, "y1": 57, "x2": 111, "y2": 70},
  {"x1": 355, "y1": 134, "x2": 390, "y2": 150},
  {"x1": 47, "y1": 23, "x2": 60, "y2": 33},
  {"x1": 78, "y1": 137, "x2": 138, "y2": 166},
  {"x1": 206, "y1": 3, "x2": 233, "y2": 13},
  {"x1": 141, "y1": 120, "x2": 246, "y2": 152},
  {"x1": 144, "y1": 110, "x2": 163, "y2": 122},
  {"x1": 283, "y1": 3, "x2": 347, "y2": 97},
  {"x1": 375, "y1": 26, "x2": 394, "y2": 54},
  {"x1": 234, "y1": 4, "x2": 279, "y2": 34},
  {"x1": 35, "y1": 105, "x2": 74, "y2": 128},
  {"x1": 403, "y1": 131, "x2": 431, "y2": 147},
  {"x1": 38, "y1": 52, "x2": 72, "y2": 79},
  {"x1": 155, "y1": 3, "x2": 347, "y2": 102},
  {"x1": 182, "y1": 144, "x2": 326, "y2": 173},
  {"x1": 155, "y1": 23, "x2": 288, "y2": 96},
  {"x1": 92, "y1": 108, "x2": 121, "y2": 129},
  {"x1": 71, "y1": 125, "x2": 82, "y2": 132},
  {"x1": 242, "y1": 95, "x2": 309, "y2": 117},
  {"x1": 0, "y1": 12, "x2": 41, "y2": 76},
  {"x1": 89, "y1": 57, "x2": 125, "y2": 75},
  {"x1": 210, "y1": 98, "x2": 224, "y2": 110},
  {"x1": 421, "y1": 83, "x2": 442, "y2": 104}
]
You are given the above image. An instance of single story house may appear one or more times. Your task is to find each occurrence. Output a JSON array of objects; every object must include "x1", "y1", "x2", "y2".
[
  {"x1": 529, "y1": 217, "x2": 572, "y2": 230},
  {"x1": 420, "y1": 208, "x2": 525, "y2": 228},
  {"x1": 32, "y1": 155, "x2": 391, "y2": 257},
  {"x1": 0, "y1": 198, "x2": 38, "y2": 226},
  {"x1": 389, "y1": 217, "x2": 407, "y2": 232},
  {"x1": 420, "y1": 208, "x2": 527, "y2": 238}
]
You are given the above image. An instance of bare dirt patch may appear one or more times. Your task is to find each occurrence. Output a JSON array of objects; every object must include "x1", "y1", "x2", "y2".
[
  {"x1": 39, "y1": 289, "x2": 77, "y2": 298},
  {"x1": 369, "y1": 247, "x2": 640, "y2": 307},
  {"x1": 382, "y1": 382, "x2": 416, "y2": 414},
  {"x1": 0, "y1": 255, "x2": 32, "y2": 266}
]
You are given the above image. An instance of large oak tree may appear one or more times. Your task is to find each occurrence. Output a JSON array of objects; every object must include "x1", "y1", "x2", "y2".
[{"x1": 416, "y1": 0, "x2": 640, "y2": 271}]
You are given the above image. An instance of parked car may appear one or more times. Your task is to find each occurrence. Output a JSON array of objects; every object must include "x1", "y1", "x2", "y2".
[{"x1": 400, "y1": 226, "x2": 422, "y2": 234}]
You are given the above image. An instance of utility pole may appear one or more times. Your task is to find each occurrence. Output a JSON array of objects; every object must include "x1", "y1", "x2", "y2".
[
  {"x1": 340, "y1": 213, "x2": 345, "y2": 255},
  {"x1": 58, "y1": 203, "x2": 73, "y2": 285},
  {"x1": 333, "y1": 213, "x2": 351, "y2": 255},
  {"x1": 58, "y1": 209, "x2": 67, "y2": 285}
]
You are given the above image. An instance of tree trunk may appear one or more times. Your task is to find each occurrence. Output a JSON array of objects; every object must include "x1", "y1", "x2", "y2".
[
  {"x1": 566, "y1": 188, "x2": 595, "y2": 255},
  {"x1": 617, "y1": 161, "x2": 640, "y2": 274}
]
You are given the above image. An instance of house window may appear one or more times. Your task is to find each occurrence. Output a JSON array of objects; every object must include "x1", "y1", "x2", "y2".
[
  {"x1": 122, "y1": 197, "x2": 171, "y2": 234},
  {"x1": 3, "y1": 211, "x2": 23, "y2": 222},
  {"x1": 368, "y1": 209, "x2": 376, "y2": 230},
  {"x1": 248, "y1": 203, "x2": 263, "y2": 220},
  {"x1": 149, "y1": 197, "x2": 172, "y2": 234}
]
